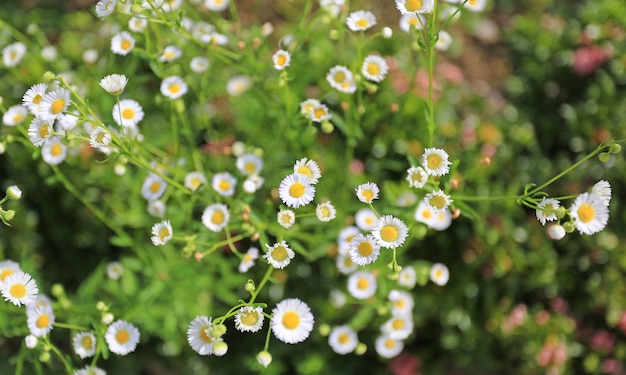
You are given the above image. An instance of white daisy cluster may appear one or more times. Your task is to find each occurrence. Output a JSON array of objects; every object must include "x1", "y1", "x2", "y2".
[
  {"x1": 375, "y1": 290, "x2": 416, "y2": 358},
  {"x1": 187, "y1": 316, "x2": 227, "y2": 356},
  {"x1": 300, "y1": 98, "x2": 332, "y2": 123}
]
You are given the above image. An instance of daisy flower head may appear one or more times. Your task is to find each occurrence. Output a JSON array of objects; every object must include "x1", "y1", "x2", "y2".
[
  {"x1": 184, "y1": 171, "x2": 207, "y2": 192},
  {"x1": 406, "y1": 166, "x2": 428, "y2": 188},
  {"x1": 336, "y1": 253, "x2": 357, "y2": 275},
  {"x1": 112, "y1": 99, "x2": 144, "y2": 127},
  {"x1": 22, "y1": 83, "x2": 48, "y2": 115},
  {"x1": 236, "y1": 153, "x2": 263, "y2": 176},
  {"x1": 2, "y1": 42, "x2": 27, "y2": 67},
  {"x1": 27, "y1": 305, "x2": 55, "y2": 337},
  {"x1": 348, "y1": 233, "x2": 380, "y2": 266},
  {"x1": 26, "y1": 294, "x2": 52, "y2": 312},
  {"x1": 310, "y1": 104, "x2": 332, "y2": 122},
  {"x1": 464, "y1": 0, "x2": 487, "y2": 12},
  {"x1": 39, "y1": 88, "x2": 71, "y2": 121},
  {"x1": 346, "y1": 10, "x2": 377, "y2": 31},
  {"x1": 243, "y1": 175, "x2": 265, "y2": 193},
  {"x1": 361, "y1": 55, "x2": 389, "y2": 83},
  {"x1": 326, "y1": 65, "x2": 355, "y2": 92},
  {"x1": 330, "y1": 289, "x2": 347, "y2": 308},
  {"x1": 159, "y1": 45, "x2": 182, "y2": 63},
  {"x1": 0, "y1": 260, "x2": 21, "y2": 284},
  {"x1": 257, "y1": 350, "x2": 272, "y2": 368},
  {"x1": 355, "y1": 208, "x2": 378, "y2": 231},
  {"x1": 422, "y1": 147, "x2": 451, "y2": 176},
  {"x1": 547, "y1": 223, "x2": 566, "y2": 240},
  {"x1": 388, "y1": 289, "x2": 415, "y2": 315},
  {"x1": 569, "y1": 192, "x2": 609, "y2": 235},
  {"x1": 212, "y1": 172, "x2": 237, "y2": 197},
  {"x1": 424, "y1": 189, "x2": 453, "y2": 214},
  {"x1": 105, "y1": 320, "x2": 140, "y2": 355},
  {"x1": 590, "y1": 180, "x2": 611, "y2": 206},
  {"x1": 270, "y1": 298, "x2": 315, "y2": 344},
  {"x1": 272, "y1": 50, "x2": 291, "y2": 70},
  {"x1": 293, "y1": 157, "x2": 322, "y2": 184},
  {"x1": 201, "y1": 203, "x2": 230, "y2": 232},
  {"x1": 238, "y1": 247, "x2": 259, "y2": 273},
  {"x1": 395, "y1": 0, "x2": 434, "y2": 15},
  {"x1": 111, "y1": 31, "x2": 135, "y2": 56},
  {"x1": 107, "y1": 261, "x2": 124, "y2": 280},
  {"x1": 337, "y1": 225, "x2": 361, "y2": 255},
  {"x1": 147, "y1": 199, "x2": 166, "y2": 218},
  {"x1": 278, "y1": 173, "x2": 316, "y2": 209},
  {"x1": 74, "y1": 365, "x2": 106, "y2": 375},
  {"x1": 382, "y1": 314, "x2": 414, "y2": 340},
  {"x1": 316, "y1": 201, "x2": 337, "y2": 222},
  {"x1": 264, "y1": 241, "x2": 295, "y2": 269},
  {"x1": 151, "y1": 220, "x2": 173, "y2": 246},
  {"x1": 435, "y1": 30, "x2": 453, "y2": 51},
  {"x1": 277, "y1": 209, "x2": 296, "y2": 229},
  {"x1": 73, "y1": 331, "x2": 97, "y2": 358},
  {"x1": 57, "y1": 112, "x2": 79, "y2": 132},
  {"x1": 160, "y1": 76, "x2": 188, "y2": 99},
  {"x1": 430, "y1": 263, "x2": 449, "y2": 286},
  {"x1": 535, "y1": 197, "x2": 560, "y2": 226},
  {"x1": 235, "y1": 306, "x2": 264, "y2": 333},
  {"x1": 25, "y1": 335, "x2": 37, "y2": 349},
  {"x1": 141, "y1": 174, "x2": 167, "y2": 201},
  {"x1": 328, "y1": 325, "x2": 358, "y2": 355},
  {"x1": 356, "y1": 182, "x2": 379, "y2": 204},
  {"x1": 41, "y1": 137, "x2": 67, "y2": 165},
  {"x1": 187, "y1": 316, "x2": 221, "y2": 355},
  {"x1": 6, "y1": 185, "x2": 22, "y2": 200},
  {"x1": 1, "y1": 271, "x2": 38, "y2": 306},
  {"x1": 226, "y1": 75, "x2": 252, "y2": 96},
  {"x1": 375, "y1": 334, "x2": 404, "y2": 358},
  {"x1": 347, "y1": 271, "x2": 377, "y2": 300},
  {"x1": 399, "y1": 14, "x2": 425, "y2": 33},
  {"x1": 190, "y1": 56, "x2": 210, "y2": 73},
  {"x1": 95, "y1": 0, "x2": 116, "y2": 18},
  {"x1": 27, "y1": 117, "x2": 54, "y2": 147},
  {"x1": 300, "y1": 98, "x2": 320, "y2": 118},
  {"x1": 129, "y1": 16, "x2": 148, "y2": 33},
  {"x1": 205, "y1": 0, "x2": 229, "y2": 11},
  {"x1": 3, "y1": 105, "x2": 28, "y2": 126},
  {"x1": 372, "y1": 215, "x2": 409, "y2": 249}
]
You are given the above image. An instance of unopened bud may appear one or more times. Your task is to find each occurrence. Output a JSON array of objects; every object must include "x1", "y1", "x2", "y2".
[
  {"x1": 102, "y1": 312, "x2": 114, "y2": 325},
  {"x1": 6, "y1": 185, "x2": 22, "y2": 200},
  {"x1": 211, "y1": 324, "x2": 227, "y2": 338},
  {"x1": 563, "y1": 222, "x2": 575, "y2": 233},
  {"x1": 256, "y1": 351, "x2": 272, "y2": 368},
  {"x1": 355, "y1": 343, "x2": 367, "y2": 355},
  {"x1": 245, "y1": 280, "x2": 256, "y2": 293},
  {"x1": 609, "y1": 143, "x2": 621, "y2": 154},
  {"x1": 599, "y1": 152, "x2": 611, "y2": 163},
  {"x1": 318, "y1": 323, "x2": 331, "y2": 336},
  {"x1": 480, "y1": 157, "x2": 491, "y2": 166},
  {"x1": 382, "y1": 27, "x2": 393, "y2": 39},
  {"x1": 213, "y1": 341, "x2": 228, "y2": 356}
]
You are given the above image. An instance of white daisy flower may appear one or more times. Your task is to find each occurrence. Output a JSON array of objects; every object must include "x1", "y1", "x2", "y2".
[
  {"x1": 74, "y1": 365, "x2": 106, "y2": 375},
  {"x1": 355, "y1": 182, "x2": 379, "y2": 204},
  {"x1": 160, "y1": 76, "x2": 188, "y2": 99},
  {"x1": 187, "y1": 316, "x2": 221, "y2": 355},
  {"x1": 277, "y1": 209, "x2": 296, "y2": 229},
  {"x1": 205, "y1": 32, "x2": 229, "y2": 46},
  {"x1": 347, "y1": 271, "x2": 377, "y2": 300},
  {"x1": 424, "y1": 189, "x2": 453, "y2": 214},
  {"x1": 348, "y1": 233, "x2": 380, "y2": 266},
  {"x1": 435, "y1": 30, "x2": 453, "y2": 51},
  {"x1": 279, "y1": 173, "x2": 316, "y2": 209},
  {"x1": 39, "y1": 88, "x2": 71, "y2": 121},
  {"x1": 337, "y1": 225, "x2": 361, "y2": 255},
  {"x1": 112, "y1": 99, "x2": 144, "y2": 127},
  {"x1": 464, "y1": 0, "x2": 487, "y2": 12},
  {"x1": 162, "y1": 0, "x2": 183, "y2": 11},
  {"x1": 56, "y1": 112, "x2": 78, "y2": 132},
  {"x1": 326, "y1": 65, "x2": 354, "y2": 91},
  {"x1": 73, "y1": 331, "x2": 97, "y2": 359},
  {"x1": 234, "y1": 306, "x2": 265, "y2": 333},
  {"x1": 22, "y1": 83, "x2": 48, "y2": 115},
  {"x1": 190, "y1": 56, "x2": 210, "y2": 73},
  {"x1": 212, "y1": 172, "x2": 237, "y2": 197},
  {"x1": 535, "y1": 197, "x2": 560, "y2": 226},
  {"x1": 26, "y1": 294, "x2": 52, "y2": 312},
  {"x1": 238, "y1": 247, "x2": 259, "y2": 273},
  {"x1": 95, "y1": 0, "x2": 116, "y2": 18},
  {"x1": 27, "y1": 305, "x2": 54, "y2": 337},
  {"x1": 264, "y1": 241, "x2": 295, "y2": 269},
  {"x1": 0, "y1": 260, "x2": 21, "y2": 284},
  {"x1": 2, "y1": 105, "x2": 28, "y2": 126},
  {"x1": 372, "y1": 215, "x2": 409, "y2": 249},
  {"x1": 346, "y1": 10, "x2": 377, "y2": 31},
  {"x1": 147, "y1": 199, "x2": 166, "y2": 218},
  {"x1": 184, "y1": 171, "x2": 207, "y2": 192},
  {"x1": 300, "y1": 98, "x2": 320, "y2": 118},
  {"x1": 128, "y1": 16, "x2": 148, "y2": 33},
  {"x1": 310, "y1": 104, "x2": 332, "y2": 122},
  {"x1": 547, "y1": 223, "x2": 566, "y2": 240},
  {"x1": 316, "y1": 201, "x2": 337, "y2": 222},
  {"x1": 201, "y1": 203, "x2": 230, "y2": 232},
  {"x1": 1, "y1": 272, "x2": 38, "y2": 307},
  {"x1": 226, "y1": 75, "x2": 252, "y2": 96},
  {"x1": 328, "y1": 325, "x2": 358, "y2": 355},
  {"x1": 330, "y1": 289, "x2": 347, "y2": 308},
  {"x1": 6, "y1": 185, "x2": 22, "y2": 200},
  {"x1": 590, "y1": 180, "x2": 611, "y2": 206},
  {"x1": 354, "y1": 208, "x2": 377, "y2": 231},
  {"x1": 141, "y1": 174, "x2": 167, "y2": 201},
  {"x1": 430, "y1": 263, "x2": 449, "y2": 286},
  {"x1": 105, "y1": 320, "x2": 140, "y2": 355},
  {"x1": 381, "y1": 314, "x2": 413, "y2": 340},
  {"x1": 236, "y1": 153, "x2": 263, "y2": 176},
  {"x1": 27, "y1": 117, "x2": 54, "y2": 147},
  {"x1": 406, "y1": 166, "x2": 428, "y2": 188},
  {"x1": 111, "y1": 31, "x2": 135, "y2": 56},
  {"x1": 2, "y1": 42, "x2": 27, "y2": 67},
  {"x1": 569, "y1": 192, "x2": 609, "y2": 235},
  {"x1": 205, "y1": 0, "x2": 229, "y2": 11},
  {"x1": 361, "y1": 55, "x2": 388, "y2": 83},
  {"x1": 151, "y1": 220, "x2": 173, "y2": 246},
  {"x1": 399, "y1": 13, "x2": 425, "y2": 33},
  {"x1": 243, "y1": 175, "x2": 264, "y2": 193},
  {"x1": 336, "y1": 253, "x2": 357, "y2": 275},
  {"x1": 272, "y1": 50, "x2": 291, "y2": 70},
  {"x1": 422, "y1": 147, "x2": 452, "y2": 176},
  {"x1": 293, "y1": 157, "x2": 322, "y2": 184},
  {"x1": 99, "y1": 74, "x2": 128, "y2": 96},
  {"x1": 159, "y1": 45, "x2": 182, "y2": 62},
  {"x1": 395, "y1": 0, "x2": 434, "y2": 15},
  {"x1": 270, "y1": 298, "x2": 315, "y2": 344},
  {"x1": 388, "y1": 289, "x2": 414, "y2": 315},
  {"x1": 415, "y1": 200, "x2": 452, "y2": 231},
  {"x1": 106, "y1": 261, "x2": 124, "y2": 280},
  {"x1": 41, "y1": 137, "x2": 67, "y2": 165},
  {"x1": 25, "y1": 335, "x2": 38, "y2": 349},
  {"x1": 375, "y1": 334, "x2": 404, "y2": 358},
  {"x1": 82, "y1": 49, "x2": 99, "y2": 64}
]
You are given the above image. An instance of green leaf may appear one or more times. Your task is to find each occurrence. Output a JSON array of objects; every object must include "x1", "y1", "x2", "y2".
[{"x1": 452, "y1": 200, "x2": 480, "y2": 221}]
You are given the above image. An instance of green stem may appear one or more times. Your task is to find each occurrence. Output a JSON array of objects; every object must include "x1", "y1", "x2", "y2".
[
  {"x1": 43, "y1": 337, "x2": 73, "y2": 375},
  {"x1": 52, "y1": 322, "x2": 90, "y2": 331},
  {"x1": 249, "y1": 265, "x2": 275, "y2": 305},
  {"x1": 450, "y1": 195, "x2": 518, "y2": 202},
  {"x1": 426, "y1": 4, "x2": 438, "y2": 148}
]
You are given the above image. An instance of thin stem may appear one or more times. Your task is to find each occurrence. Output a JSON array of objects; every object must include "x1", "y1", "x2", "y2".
[
  {"x1": 451, "y1": 195, "x2": 518, "y2": 202},
  {"x1": 249, "y1": 265, "x2": 275, "y2": 305}
]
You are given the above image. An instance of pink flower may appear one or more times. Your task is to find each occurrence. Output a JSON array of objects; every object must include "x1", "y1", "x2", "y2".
[{"x1": 572, "y1": 46, "x2": 609, "y2": 75}]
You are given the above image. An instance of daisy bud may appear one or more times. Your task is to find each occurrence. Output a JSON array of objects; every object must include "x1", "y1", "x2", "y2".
[
  {"x1": 245, "y1": 280, "x2": 256, "y2": 293},
  {"x1": 547, "y1": 224, "x2": 566, "y2": 240},
  {"x1": 256, "y1": 351, "x2": 272, "y2": 368},
  {"x1": 43, "y1": 71, "x2": 56, "y2": 83},
  {"x1": 329, "y1": 29, "x2": 339, "y2": 40},
  {"x1": 599, "y1": 152, "x2": 611, "y2": 162},
  {"x1": 0, "y1": 142, "x2": 6, "y2": 154},
  {"x1": 211, "y1": 323, "x2": 227, "y2": 338},
  {"x1": 382, "y1": 27, "x2": 393, "y2": 39},
  {"x1": 96, "y1": 301, "x2": 107, "y2": 311},
  {"x1": 556, "y1": 206, "x2": 566, "y2": 219},
  {"x1": 609, "y1": 143, "x2": 621, "y2": 154},
  {"x1": 318, "y1": 323, "x2": 331, "y2": 336},
  {"x1": 102, "y1": 312, "x2": 114, "y2": 325},
  {"x1": 355, "y1": 343, "x2": 367, "y2": 355},
  {"x1": 213, "y1": 341, "x2": 228, "y2": 356},
  {"x1": 3, "y1": 210, "x2": 15, "y2": 222},
  {"x1": 52, "y1": 284, "x2": 65, "y2": 297},
  {"x1": 6, "y1": 185, "x2": 22, "y2": 200},
  {"x1": 25, "y1": 335, "x2": 38, "y2": 349},
  {"x1": 563, "y1": 222, "x2": 575, "y2": 233},
  {"x1": 39, "y1": 351, "x2": 51, "y2": 362}
]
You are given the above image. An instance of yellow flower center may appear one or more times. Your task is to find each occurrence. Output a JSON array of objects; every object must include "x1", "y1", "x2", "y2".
[
  {"x1": 426, "y1": 153, "x2": 443, "y2": 170},
  {"x1": 365, "y1": 217, "x2": 375, "y2": 225},
  {"x1": 469, "y1": 0, "x2": 478, "y2": 5},
  {"x1": 343, "y1": 256, "x2": 354, "y2": 268},
  {"x1": 189, "y1": 177, "x2": 202, "y2": 190},
  {"x1": 356, "y1": 19, "x2": 369, "y2": 28},
  {"x1": 358, "y1": 241, "x2": 373, "y2": 257},
  {"x1": 396, "y1": 299, "x2": 405, "y2": 309},
  {"x1": 319, "y1": 206, "x2": 331, "y2": 219},
  {"x1": 271, "y1": 245, "x2": 289, "y2": 261},
  {"x1": 361, "y1": 190, "x2": 374, "y2": 202},
  {"x1": 406, "y1": 0, "x2": 423, "y2": 12},
  {"x1": 366, "y1": 63, "x2": 380, "y2": 76},
  {"x1": 312, "y1": 107, "x2": 326, "y2": 119},
  {"x1": 96, "y1": 132, "x2": 108, "y2": 144},
  {"x1": 36, "y1": 314, "x2": 50, "y2": 329},
  {"x1": 296, "y1": 166, "x2": 312, "y2": 178},
  {"x1": 115, "y1": 329, "x2": 130, "y2": 344},
  {"x1": 282, "y1": 311, "x2": 300, "y2": 330},
  {"x1": 385, "y1": 338, "x2": 396, "y2": 349},
  {"x1": 211, "y1": 211, "x2": 225, "y2": 225},
  {"x1": 435, "y1": 269, "x2": 443, "y2": 278},
  {"x1": 338, "y1": 333, "x2": 350, "y2": 344},
  {"x1": 392, "y1": 319, "x2": 404, "y2": 330},
  {"x1": 276, "y1": 54, "x2": 287, "y2": 66},
  {"x1": 380, "y1": 225, "x2": 399, "y2": 242},
  {"x1": 411, "y1": 170, "x2": 425, "y2": 183},
  {"x1": 243, "y1": 254, "x2": 252, "y2": 263},
  {"x1": 33, "y1": 94, "x2": 43, "y2": 104},
  {"x1": 408, "y1": 17, "x2": 419, "y2": 26},
  {"x1": 12, "y1": 113, "x2": 24, "y2": 123},
  {"x1": 82, "y1": 336, "x2": 94, "y2": 349},
  {"x1": 164, "y1": 51, "x2": 176, "y2": 60},
  {"x1": 429, "y1": 195, "x2": 447, "y2": 210},
  {"x1": 122, "y1": 108, "x2": 135, "y2": 120},
  {"x1": 422, "y1": 209, "x2": 433, "y2": 219},
  {"x1": 240, "y1": 310, "x2": 259, "y2": 326},
  {"x1": 333, "y1": 71, "x2": 346, "y2": 83},
  {"x1": 169, "y1": 83, "x2": 180, "y2": 94},
  {"x1": 9, "y1": 283, "x2": 26, "y2": 298},
  {"x1": 1, "y1": 269, "x2": 14, "y2": 281},
  {"x1": 10, "y1": 50, "x2": 17, "y2": 60},
  {"x1": 577, "y1": 203, "x2": 595, "y2": 223},
  {"x1": 39, "y1": 123, "x2": 51, "y2": 138},
  {"x1": 244, "y1": 162, "x2": 256, "y2": 173},
  {"x1": 50, "y1": 98, "x2": 66, "y2": 114},
  {"x1": 357, "y1": 277, "x2": 369, "y2": 290},
  {"x1": 289, "y1": 182, "x2": 305, "y2": 198},
  {"x1": 218, "y1": 179, "x2": 231, "y2": 192},
  {"x1": 158, "y1": 227, "x2": 170, "y2": 240},
  {"x1": 279, "y1": 213, "x2": 292, "y2": 225},
  {"x1": 200, "y1": 325, "x2": 213, "y2": 343},
  {"x1": 150, "y1": 182, "x2": 162, "y2": 194},
  {"x1": 50, "y1": 144, "x2": 63, "y2": 157},
  {"x1": 121, "y1": 39, "x2": 132, "y2": 50}
]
